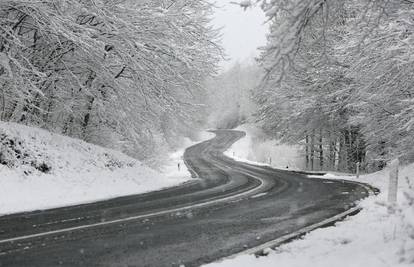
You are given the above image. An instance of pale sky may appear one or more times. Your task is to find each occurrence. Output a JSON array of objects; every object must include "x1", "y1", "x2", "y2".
[{"x1": 210, "y1": 2, "x2": 269, "y2": 70}]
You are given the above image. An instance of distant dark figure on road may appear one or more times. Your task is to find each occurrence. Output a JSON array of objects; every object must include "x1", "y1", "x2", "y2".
[{"x1": 178, "y1": 162, "x2": 181, "y2": 171}]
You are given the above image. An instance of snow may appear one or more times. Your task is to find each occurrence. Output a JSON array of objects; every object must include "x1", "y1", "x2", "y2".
[
  {"x1": 0, "y1": 122, "x2": 212, "y2": 216},
  {"x1": 224, "y1": 124, "x2": 305, "y2": 170},
  {"x1": 206, "y1": 126, "x2": 414, "y2": 267},
  {"x1": 0, "y1": 52, "x2": 11, "y2": 77},
  {"x1": 162, "y1": 132, "x2": 215, "y2": 180}
]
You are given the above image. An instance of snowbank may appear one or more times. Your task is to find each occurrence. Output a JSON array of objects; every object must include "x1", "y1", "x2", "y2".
[
  {"x1": 207, "y1": 129, "x2": 414, "y2": 267},
  {"x1": 0, "y1": 122, "x2": 212, "y2": 215},
  {"x1": 224, "y1": 124, "x2": 305, "y2": 169}
]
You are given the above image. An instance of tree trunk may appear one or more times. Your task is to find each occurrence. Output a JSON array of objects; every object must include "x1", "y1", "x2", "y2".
[
  {"x1": 328, "y1": 131, "x2": 335, "y2": 170},
  {"x1": 310, "y1": 130, "x2": 315, "y2": 171},
  {"x1": 319, "y1": 129, "x2": 323, "y2": 170},
  {"x1": 82, "y1": 97, "x2": 95, "y2": 140},
  {"x1": 305, "y1": 134, "x2": 309, "y2": 170}
]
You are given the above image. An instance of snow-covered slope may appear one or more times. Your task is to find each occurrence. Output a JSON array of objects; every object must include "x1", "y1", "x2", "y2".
[
  {"x1": 208, "y1": 128, "x2": 414, "y2": 267},
  {"x1": 224, "y1": 124, "x2": 305, "y2": 169},
  {"x1": 0, "y1": 122, "x2": 203, "y2": 215}
]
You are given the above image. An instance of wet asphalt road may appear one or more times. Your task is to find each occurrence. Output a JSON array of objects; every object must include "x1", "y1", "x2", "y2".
[{"x1": 0, "y1": 130, "x2": 369, "y2": 267}]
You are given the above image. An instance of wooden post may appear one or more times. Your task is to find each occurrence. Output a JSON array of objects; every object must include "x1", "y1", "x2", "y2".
[{"x1": 388, "y1": 159, "x2": 399, "y2": 204}]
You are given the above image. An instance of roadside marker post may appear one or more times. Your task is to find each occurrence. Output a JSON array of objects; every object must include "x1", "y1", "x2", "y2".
[
  {"x1": 388, "y1": 159, "x2": 399, "y2": 204},
  {"x1": 356, "y1": 162, "x2": 360, "y2": 179}
]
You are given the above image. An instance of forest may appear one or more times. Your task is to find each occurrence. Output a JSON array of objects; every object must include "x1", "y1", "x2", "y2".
[
  {"x1": 0, "y1": 0, "x2": 222, "y2": 166},
  {"x1": 251, "y1": 0, "x2": 414, "y2": 172},
  {"x1": 1, "y1": 0, "x2": 413, "y2": 173}
]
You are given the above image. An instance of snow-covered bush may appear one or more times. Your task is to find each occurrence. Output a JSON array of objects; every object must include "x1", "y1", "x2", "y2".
[{"x1": 0, "y1": 131, "x2": 51, "y2": 173}]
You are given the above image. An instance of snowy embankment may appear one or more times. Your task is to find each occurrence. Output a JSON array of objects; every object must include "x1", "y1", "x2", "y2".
[
  {"x1": 0, "y1": 122, "x2": 212, "y2": 215},
  {"x1": 208, "y1": 125, "x2": 414, "y2": 267},
  {"x1": 224, "y1": 124, "x2": 305, "y2": 170}
]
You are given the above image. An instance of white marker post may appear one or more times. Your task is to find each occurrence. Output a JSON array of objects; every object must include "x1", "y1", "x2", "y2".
[
  {"x1": 356, "y1": 162, "x2": 360, "y2": 179},
  {"x1": 388, "y1": 159, "x2": 399, "y2": 204}
]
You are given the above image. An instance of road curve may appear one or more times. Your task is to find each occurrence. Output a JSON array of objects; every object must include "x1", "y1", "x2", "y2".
[{"x1": 0, "y1": 130, "x2": 370, "y2": 267}]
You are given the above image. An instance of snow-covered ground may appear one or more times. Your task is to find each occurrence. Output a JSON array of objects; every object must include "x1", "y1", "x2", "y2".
[
  {"x1": 0, "y1": 122, "x2": 213, "y2": 216},
  {"x1": 224, "y1": 124, "x2": 305, "y2": 170},
  {"x1": 162, "y1": 131, "x2": 215, "y2": 180},
  {"x1": 207, "y1": 125, "x2": 414, "y2": 267}
]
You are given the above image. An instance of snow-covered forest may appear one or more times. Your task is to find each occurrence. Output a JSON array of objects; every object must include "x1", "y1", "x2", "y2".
[
  {"x1": 253, "y1": 0, "x2": 414, "y2": 172},
  {"x1": 205, "y1": 61, "x2": 260, "y2": 129},
  {"x1": 0, "y1": 1, "x2": 413, "y2": 266},
  {"x1": 0, "y1": 0, "x2": 222, "y2": 165},
  {"x1": 0, "y1": 0, "x2": 412, "y2": 182}
]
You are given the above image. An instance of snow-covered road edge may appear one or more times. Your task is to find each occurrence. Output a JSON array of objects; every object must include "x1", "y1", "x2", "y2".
[
  {"x1": 223, "y1": 124, "x2": 304, "y2": 170},
  {"x1": 162, "y1": 131, "x2": 215, "y2": 180},
  {"x1": 220, "y1": 181, "x2": 375, "y2": 259},
  {"x1": 0, "y1": 122, "x2": 214, "y2": 216},
  {"x1": 208, "y1": 126, "x2": 414, "y2": 267}
]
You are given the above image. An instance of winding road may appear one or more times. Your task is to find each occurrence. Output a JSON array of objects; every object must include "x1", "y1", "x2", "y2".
[{"x1": 0, "y1": 130, "x2": 371, "y2": 267}]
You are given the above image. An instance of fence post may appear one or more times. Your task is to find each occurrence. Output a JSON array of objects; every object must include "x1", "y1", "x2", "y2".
[
  {"x1": 356, "y1": 162, "x2": 360, "y2": 179},
  {"x1": 388, "y1": 159, "x2": 399, "y2": 204}
]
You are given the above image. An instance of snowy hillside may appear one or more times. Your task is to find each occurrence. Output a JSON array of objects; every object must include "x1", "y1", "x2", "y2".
[
  {"x1": 224, "y1": 124, "x2": 305, "y2": 170},
  {"x1": 0, "y1": 122, "x2": 197, "y2": 215}
]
